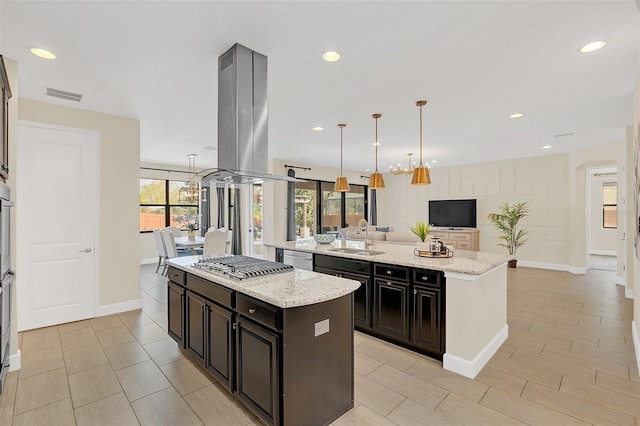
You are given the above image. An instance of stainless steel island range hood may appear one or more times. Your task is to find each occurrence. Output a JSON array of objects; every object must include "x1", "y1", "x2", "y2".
[{"x1": 199, "y1": 43, "x2": 299, "y2": 185}]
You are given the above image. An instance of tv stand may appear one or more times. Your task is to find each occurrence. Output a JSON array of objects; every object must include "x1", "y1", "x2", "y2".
[{"x1": 430, "y1": 228, "x2": 480, "y2": 251}]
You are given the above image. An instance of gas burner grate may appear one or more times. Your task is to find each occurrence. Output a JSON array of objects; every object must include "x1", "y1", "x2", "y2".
[{"x1": 192, "y1": 255, "x2": 294, "y2": 280}]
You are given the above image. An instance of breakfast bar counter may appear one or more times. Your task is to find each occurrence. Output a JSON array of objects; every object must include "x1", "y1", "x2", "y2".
[{"x1": 269, "y1": 239, "x2": 509, "y2": 379}]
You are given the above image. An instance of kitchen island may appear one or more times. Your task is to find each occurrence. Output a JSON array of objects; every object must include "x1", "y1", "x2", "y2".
[
  {"x1": 269, "y1": 239, "x2": 508, "y2": 379},
  {"x1": 166, "y1": 255, "x2": 360, "y2": 426}
]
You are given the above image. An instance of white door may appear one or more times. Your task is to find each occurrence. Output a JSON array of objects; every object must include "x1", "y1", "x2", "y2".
[{"x1": 17, "y1": 122, "x2": 98, "y2": 331}]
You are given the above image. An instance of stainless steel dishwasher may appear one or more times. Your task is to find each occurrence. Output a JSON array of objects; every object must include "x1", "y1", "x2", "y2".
[{"x1": 283, "y1": 250, "x2": 313, "y2": 271}]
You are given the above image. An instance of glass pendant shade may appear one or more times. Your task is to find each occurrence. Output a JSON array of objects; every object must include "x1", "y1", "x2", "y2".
[
  {"x1": 335, "y1": 123, "x2": 350, "y2": 192},
  {"x1": 411, "y1": 100, "x2": 432, "y2": 186},
  {"x1": 368, "y1": 113, "x2": 385, "y2": 189}
]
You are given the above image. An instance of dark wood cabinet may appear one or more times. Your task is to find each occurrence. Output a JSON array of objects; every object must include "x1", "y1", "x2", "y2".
[
  {"x1": 236, "y1": 318, "x2": 280, "y2": 426},
  {"x1": 186, "y1": 291, "x2": 206, "y2": 365},
  {"x1": 374, "y1": 278, "x2": 410, "y2": 340},
  {"x1": 412, "y1": 285, "x2": 442, "y2": 353},
  {"x1": 167, "y1": 281, "x2": 185, "y2": 348}
]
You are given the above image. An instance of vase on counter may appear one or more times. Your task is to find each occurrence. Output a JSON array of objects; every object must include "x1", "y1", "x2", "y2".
[{"x1": 188, "y1": 230, "x2": 196, "y2": 241}]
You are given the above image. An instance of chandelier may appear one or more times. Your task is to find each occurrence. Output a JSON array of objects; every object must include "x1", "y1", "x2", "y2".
[
  {"x1": 390, "y1": 153, "x2": 415, "y2": 175},
  {"x1": 179, "y1": 154, "x2": 202, "y2": 203}
]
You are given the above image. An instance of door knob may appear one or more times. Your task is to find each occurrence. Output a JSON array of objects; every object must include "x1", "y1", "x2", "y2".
[{"x1": 79, "y1": 248, "x2": 92, "y2": 253}]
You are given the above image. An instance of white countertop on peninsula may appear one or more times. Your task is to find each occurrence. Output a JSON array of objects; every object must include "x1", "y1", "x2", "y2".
[
  {"x1": 269, "y1": 240, "x2": 508, "y2": 276},
  {"x1": 166, "y1": 256, "x2": 361, "y2": 309}
]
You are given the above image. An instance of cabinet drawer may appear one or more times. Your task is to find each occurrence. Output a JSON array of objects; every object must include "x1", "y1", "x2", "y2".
[
  {"x1": 430, "y1": 232, "x2": 449, "y2": 240},
  {"x1": 167, "y1": 267, "x2": 185, "y2": 286},
  {"x1": 456, "y1": 241, "x2": 472, "y2": 250},
  {"x1": 374, "y1": 264, "x2": 409, "y2": 282},
  {"x1": 413, "y1": 269, "x2": 442, "y2": 286},
  {"x1": 237, "y1": 293, "x2": 281, "y2": 331},
  {"x1": 314, "y1": 254, "x2": 371, "y2": 275},
  {"x1": 187, "y1": 274, "x2": 233, "y2": 309},
  {"x1": 450, "y1": 233, "x2": 471, "y2": 241}
]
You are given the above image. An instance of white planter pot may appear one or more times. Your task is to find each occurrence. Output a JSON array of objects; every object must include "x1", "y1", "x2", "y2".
[{"x1": 417, "y1": 241, "x2": 430, "y2": 252}]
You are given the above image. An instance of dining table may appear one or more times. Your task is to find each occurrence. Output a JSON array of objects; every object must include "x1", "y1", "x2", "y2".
[{"x1": 174, "y1": 236, "x2": 205, "y2": 255}]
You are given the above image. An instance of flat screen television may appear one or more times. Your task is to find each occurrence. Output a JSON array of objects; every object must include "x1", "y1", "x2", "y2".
[{"x1": 428, "y1": 199, "x2": 477, "y2": 229}]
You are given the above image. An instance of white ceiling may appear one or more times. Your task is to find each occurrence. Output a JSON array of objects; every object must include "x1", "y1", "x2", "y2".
[{"x1": 1, "y1": 1, "x2": 638, "y2": 173}]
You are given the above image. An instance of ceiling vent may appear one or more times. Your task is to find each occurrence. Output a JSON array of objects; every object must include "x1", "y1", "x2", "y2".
[
  {"x1": 46, "y1": 87, "x2": 83, "y2": 102},
  {"x1": 553, "y1": 132, "x2": 577, "y2": 139}
]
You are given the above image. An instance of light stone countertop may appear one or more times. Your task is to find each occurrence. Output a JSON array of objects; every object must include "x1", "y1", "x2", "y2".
[
  {"x1": 166, "y1": 256, "x2": 361, "y2": 309},
  {"x1": 269, "y1": 239, "x2": 508, "y2": 277}
]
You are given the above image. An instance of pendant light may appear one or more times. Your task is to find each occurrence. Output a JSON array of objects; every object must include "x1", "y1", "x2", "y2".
[
  {"x1": 368, "y1": 113, "x2": 386, "y2": 189},
  {"x1": 411, "y1": 100, "x2": 431, "y2": 185},
  {"x1": 179, "y1": 154, "x2": 200, "y2": 202},
  {"x1": 334, "y1": 123, "x2": 350, "y2": 192}
]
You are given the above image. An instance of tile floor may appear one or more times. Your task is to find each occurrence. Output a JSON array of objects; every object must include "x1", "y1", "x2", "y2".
[{"x1": 0, "y1": 265, "x2": 637, "y2": 425}]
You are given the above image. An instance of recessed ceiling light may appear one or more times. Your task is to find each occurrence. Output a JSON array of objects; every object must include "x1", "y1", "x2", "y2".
[
  {"x1": 372, "y1": 142, "x2": 380, "y2": 146},
  {"x1": 579, "y1": 41, "x2": 606, "y2": 53},
  {"x1": 322, "y1": 51, "x2": 341, "y2": 62},
  {"x1": 312, "y1": 126, "x2": 324, "y2": 131},
  {"x1": 30, "y1": 47, "x2": 56, "y2": 59},
  {"x1": 509, "y1": 113, "x2": 524, "y2": 119},
  {"x1": 542, "y1": 145, "x2": 552, "y2": 149}
]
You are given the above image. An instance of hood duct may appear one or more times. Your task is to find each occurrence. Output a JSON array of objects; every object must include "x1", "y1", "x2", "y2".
[{"x1": 200, "y1": 43, "x2": 300, "y2": 186}]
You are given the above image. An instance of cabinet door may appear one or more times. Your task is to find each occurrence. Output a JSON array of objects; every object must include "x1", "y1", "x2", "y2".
[
  {"x1": 374, "y1": 279, "x2": 410, "y2": 341},
  {"x1": 167, "y1": 282, "x2": 185, "y2": 348},
  {"x1": 206, "y1": 303, "x2": 234, "y2": 391},
  {"x1": 412, "y1": 285, "x2": 441, "y2": 353},
  {"x1": 236, "y1": 319, "x2": 280, "y2": 426},
  {"x1": 186, "y1": 291, "x2": 206, "y2": 366},
  {"x1": 343, "y1": 272, "x2": 371, "y2": 329}
]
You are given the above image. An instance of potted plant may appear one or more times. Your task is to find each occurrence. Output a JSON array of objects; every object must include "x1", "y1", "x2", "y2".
[
  {"x1": 487, "y1": 202, "x2": 530, "y2": 268},
  {"x1": 410, "y1": 221, "x2": 431, "y2": 251},
  {"x1": 187, "y1": 223, "x2": 198, "y2": 241}
]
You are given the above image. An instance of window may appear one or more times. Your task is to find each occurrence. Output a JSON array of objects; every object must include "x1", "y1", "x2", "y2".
[
  {"x1": 139, "y1": 179, "x2": 199, "y2": 232},
  {"x1": 602, "y1": 182, "x2": 617, "y2": 229}
]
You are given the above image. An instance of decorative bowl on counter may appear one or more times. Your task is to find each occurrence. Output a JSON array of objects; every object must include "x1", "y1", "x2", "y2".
[{"x1": 314, "y1": 234, "x2": 336, "y2": 244}]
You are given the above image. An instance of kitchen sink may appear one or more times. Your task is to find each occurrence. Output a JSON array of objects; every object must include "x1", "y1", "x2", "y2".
[{"x1": 328, "y1": 248, "x2": 385, "y2": 256}]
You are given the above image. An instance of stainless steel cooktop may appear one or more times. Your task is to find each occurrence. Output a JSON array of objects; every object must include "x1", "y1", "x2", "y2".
[{"x1": 192, "y1": 255, "x2": 295, "y2": 280}]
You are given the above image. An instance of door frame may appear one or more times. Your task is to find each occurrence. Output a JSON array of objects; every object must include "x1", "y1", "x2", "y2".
[{"x1": 16, "y1": 120, "x2": 100, "y2": 329}]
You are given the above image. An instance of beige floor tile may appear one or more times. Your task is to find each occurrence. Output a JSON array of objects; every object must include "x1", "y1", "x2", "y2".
[
  {"x1": 485, "y1": 351, "x2": 563, "y2": 390},
  {"x1": 58, "y1": 319, "x2": 93, "y2": 335},
  {"x1": 19, "y1": 345, "x2": 65, "y2": 379},
  {"x1": 143, "y1": 338, "x2": 184, "y2": 366},
  {"x1": 354, "y1": 373, "x2": 405, "y2": 417},
  {"x1": 104, "y1": 339, "x2": 150, "y2": 370},
  {"x1": 20, "y1": 327, "x2": 60, "y2": 354},
  {"x1": 63, "y1": 342, "x2": 109, "y2": 375},
  {"x1": 367, "y1": 364, "x2": 448, "y2": 409},
  {"x1": 145, "y1": 309, "x2": 169, "y2": 327},
  {"x1": 0, "y1": 370, "x2": 18, "y2": 408},
  {"x1": 332, "y1": 404, "x2": 397, "y2": 426},
  {"x1": 130, "y1": 322, "x2": 169, "y2": 345},
  {"x1": 436, "y1": 392, "x2": 525, "y2": 425},
  {"x1": 405, "y1": 359, "x2": 489, "y2": 402},
  {"x1": 509, "y1": 327, "x2": 572, "y2": 350},
  {"x1": 572, "y1": 341, "x2": 638, "y2": 367},
  {"x1": 503, "y1": 335, "x2": 545, "y2": 354},
  {"x1": 596, "y1": 371, "x2": 640, "y2": 397},
  {"x1": 355, "y1": 338, "x2": 421, "y2": 372},
  {"x1": 131, "y1": 387, "x2": 202, "y2": 426},
  {"x1": 353, "y1": 331, "x2": 368, "y2": 346},
  {"x1": 13, "y1": 367, "x2": 70, "y2": 415},
  {"x1": 475, "y1": 367, "x2": 526, "y2": 396},
  {"x1": 184, "y1": 383, "x2": 256, "y2": 426},
  {"x1": 90, "y1": 314, "x2": 125, "y2": 331},
  {"x1": 96, "y1": 325, "x2": 136, "y2": 348},
  {"x1": 354, "y1": 351, "x2": 383, "y2": 376},
  {"x1": 542, "y1": 343, "x2": 631, "y2": 379},
  {"x1": 12, "y1": 398, "x2": 75, "y2": 426},
  {"x1": 493, "y1": 344, "x2": 516, "y2": 359},
  {"x1": 510, "y1": 348, "x2": 596, "y2": 384},
  {"x1": 560, "y1": 376, "x2": 640, "y2": 418},
  {"x1": 160, "y1": 358, "x2": 212, "y2": 396},
  {"x1": 521, "y1": 380, "x2": 636, "y2": 425},
  {"x1": 116, "y1": 359, "x2": 172, "y2": 402},
  {"x1": 68, "y1": 364, "x2": 122, "y2": 408},
  {"x1": 74, "y1": 392, "x2": 140, "y2": 426},
  {"x1": 507, "y1": 317, "x2": 533, "y2": 331},
  {"x1": 118, "y1": 309, "x2": 154, "y2": 330},
  {"x1": 480, "y1": 386, "x2": 589, "y2": 425},
  {"x1": 387, "y1": 398, "x2": 461, "y2": 426},
  {"x1": 60, "y1": 327, "x2": 99, "y2": 352},
  {"x1": 0, "y1": 404, "x2": 12, "y2": 426}
]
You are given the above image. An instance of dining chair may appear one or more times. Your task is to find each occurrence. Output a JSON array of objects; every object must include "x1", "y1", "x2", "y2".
[
  {"x1": 153, "y1": 229, "x2": 167, "y2": 274},
  {"x1": 160, "y1": 229, "x2": 179, "y2": 275},
  {"x1": 165, "y1": 226, "x2": 190, "y2": 254},
  {"x1": 203, "y1": 229, "x2": 228, "y2": 257}
]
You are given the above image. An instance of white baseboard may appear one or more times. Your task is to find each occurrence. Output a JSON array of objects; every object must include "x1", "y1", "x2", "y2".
[
  {"x1": 9, "y1": 349, "x2": 21, "y2": 372},
  {"x1": 632, "y1": 321, "x2": 640, "y2": 377},
  {"x1": 518, "y1": 260, "x2": 587, "y2": 275},
  {"x1": 140, "y1": 257, "x2": 158, "y2": 265},
  {"x1": 443, "y1": 325, "x2": 509, "y2": 379},
  {"x1": 98, "y1": 299, "x2": 142, "y2": 316},
  {"x1": 589, "y1": 250, "x2": 617, "y2": 256}
]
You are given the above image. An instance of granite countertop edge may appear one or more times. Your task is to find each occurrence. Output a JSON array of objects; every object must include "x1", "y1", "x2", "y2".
[{"x1": 166, "y1": 256, "x2": 361, "y2": 309}]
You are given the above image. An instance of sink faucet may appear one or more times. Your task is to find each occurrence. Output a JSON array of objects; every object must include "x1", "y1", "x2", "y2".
[{"x1": 356, "y1": 219, "x2": 372, "y2": 248}]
